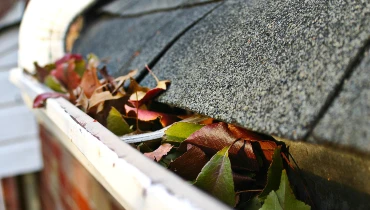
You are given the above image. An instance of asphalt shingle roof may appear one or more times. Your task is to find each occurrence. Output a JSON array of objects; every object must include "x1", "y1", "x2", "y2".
[{"x1": 74, "y1": 0, "x2": 370, "y2": 153}]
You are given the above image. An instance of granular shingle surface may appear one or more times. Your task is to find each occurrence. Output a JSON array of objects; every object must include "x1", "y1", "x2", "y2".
[
  {"x1": 311, "y1": 48, "x2": 370, "y2": 153},
  {"x1": 73, "y1": 2, "x2": 220, "y2": 78},
  {"x1": 101, "y1": 0, "x2": 218, "y2": 17},
  {"x1": 142, "y1": 0, "x2": 370, "y2": 141}
]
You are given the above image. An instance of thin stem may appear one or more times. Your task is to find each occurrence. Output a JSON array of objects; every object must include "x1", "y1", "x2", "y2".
[
  {"x1": 145, "y1": 64, "x2": 160, "y2": 84},
  {"x1": 236, "y1": 189, "x2": 263, "y2": 194},
  {"x1": 135, "y1": 90, "x2": 140, "y2": 131},
  {"x1": 286, "y1": 152, "x2": 316, "y2": 209}
]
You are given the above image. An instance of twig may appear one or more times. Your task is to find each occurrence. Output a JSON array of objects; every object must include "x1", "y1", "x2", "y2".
[
  {"x1": 283, "y1": 152, "x2": 316, "y2": 209},
  {"x1": 145, "y1": 64, "x2": 160, "y2": 84},
  {"x1": 236, "y1": 189, "x2": 263, "y2": 194}
]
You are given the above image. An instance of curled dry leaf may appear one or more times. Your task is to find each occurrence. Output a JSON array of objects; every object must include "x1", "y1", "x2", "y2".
[
  {"x1": 128, "y1": 65, "x2": 170, "y2": 108},
  {"x1": 80, "y1": 64, "x2": 101, "y2": 98},
  {"x1": 169, "y1": 145, "x2": 209, "y2": 180},
  {"x1": 182, "y1": 122, "x2": 260, "y2": 171},
  {"x1": 256, "y1": 141, "x2": 278, "y2": 164},
  {"x1": 128, "y1": 81, "x2": 170, "y2": 108},
  {"x1": 33, "y1": 92, "x2": 68, "y2": 108},
  {"x1": 199, "y1": 117, "x2": 214, "y2": 125},
  {"x1": 127, "y1": 77, "x2": 149, "y2": 94},
  {"x1": 228, "y1": 124, "x2": 267, "y2": 140},
  {"x1": 227, "y1": 124, "x2": 277, "y2": 164},
  {"x1": 125, "y1": 105, "x2": 179, "y2": 127},
  {"x1": 113, "y1": 70, "x2": 138, "y2": 94},
  {"x1": 76, "y1": 91, "x2": 89, "y2": 112},
  {"x1": 89, "y1": 91, "x2": 124, "y2": 110},
  {"x1": 144, "y1": 143, "x2": 173, "y2": 162},
  {"x1": 179, "y1": 122, "x2": 279, "y2": 172}
]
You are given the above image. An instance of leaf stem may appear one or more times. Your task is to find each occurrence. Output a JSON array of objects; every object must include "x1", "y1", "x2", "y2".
[
  {"x1": 286, "y1": 152, "x2": 316, "y2": 209},
  {"x1": 145, "y1": 64, "x2": 160, "y2": 84},
  {"x1": 135, "y1": 90, "x2": 140, "y2": 131},
  {"x1": 236, "y1": 189, "x2": 263, "y2": 194}
]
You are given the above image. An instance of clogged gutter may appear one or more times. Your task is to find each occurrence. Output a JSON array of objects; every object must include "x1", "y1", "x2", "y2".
[{"x1": 31, "y1": 54, "x2": 311, "y2": 209}]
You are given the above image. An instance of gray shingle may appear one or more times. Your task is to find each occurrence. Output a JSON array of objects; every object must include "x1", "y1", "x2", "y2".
[
  {"x1": 311, "y1": 48, "x2": 370, "y2": 153},
  {"x1": 142, "y1": 0, "x2": 370, "y2": 141},
  {"x1": 101, "y1": 0, "x2": 218, "y2": 16},
  {"x1": 73, "y1": 2, "x2": 220, "y2": 78}
]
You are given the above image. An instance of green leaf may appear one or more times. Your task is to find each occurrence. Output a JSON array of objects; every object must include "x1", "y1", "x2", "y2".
[
  {"x1": 259, "y1": 170, "x2": 310, "y2": 210},
  {"x1": 44, "y1": 75, "x2": 66, "y2": 93},
  {"x1": 194, "y1": 146, "x2": 235, "y2": 206},
  {"x1": 164, "y1": 122, "x2": 204, "y2": 143},
  {"x1": 87, "y1": 53, "x2": 100, "y2": 68},
  {"x1": 242, "y1": 197, "x2": 262, "y2": 210},
  {"x1": 260, "y1": 191, "x2": 283, "y2": 210},
  {"x1": 137, "y1": 143, "x2": 153, "y2": 153},
  {"x1": 107, "y1": 107, "x2": 132, "y2": 135},
  {"x1": 259, "y1": 146, "x2": 283, "y2": 201},
  {"x1": 74, "y1": 59, "x2": 86, "y2": 77},
  {"x1": 160, "y1": 151, "x2": 182, "y2": 167},
  {"x1": 275, "y1": 170, "x2": 310, "y2": 210}
]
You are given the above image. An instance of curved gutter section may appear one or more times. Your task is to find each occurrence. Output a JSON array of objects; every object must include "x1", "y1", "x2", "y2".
[
  {"x1": 18, "y1": 0, "x2": 95, "y2": 72},
  {"x1": 13, "y1": 0, "x2": 231, "y2": 209}
]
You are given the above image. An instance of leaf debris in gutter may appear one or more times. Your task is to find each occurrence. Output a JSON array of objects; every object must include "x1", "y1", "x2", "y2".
[{"x1": 32, "y1": 54, "x2": 311, "y2": 209}]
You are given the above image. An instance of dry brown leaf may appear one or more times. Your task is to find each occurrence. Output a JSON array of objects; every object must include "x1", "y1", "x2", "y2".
[
  {"x1": 80, "y1": 67, "x2": 101, "y2": 98},
  {"x1": 112, "y1": 70, "x2": 138, "y2": 94},
  {"x1": 76, "y1": 91, "x2": 89, "y2": 111},
  {"x1": 144, "y1": 143, "x2": 173, "y2": 162},
  {"x1": 89, "y1": 91, "x2": 124, "y2": 109}
]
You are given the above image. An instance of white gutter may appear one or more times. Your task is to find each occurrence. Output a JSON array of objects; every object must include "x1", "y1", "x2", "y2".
[
  {"x1": 10, "y1": 68, "x2": 230, "y2": 210},
  {"x1": 18, "y1": 0, "x2": 95, "y2": 72},
  {"x1": 12, "y1": 0, "x2": 231, "y2": 209}
]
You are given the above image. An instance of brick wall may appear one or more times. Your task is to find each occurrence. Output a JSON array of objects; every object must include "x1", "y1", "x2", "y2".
[
  {"x1": 39, "y1": 125, "x2": 125, "y2": 210},
  {"x1": 1, "y1": 177, "x2": 21, "y2": 210}
]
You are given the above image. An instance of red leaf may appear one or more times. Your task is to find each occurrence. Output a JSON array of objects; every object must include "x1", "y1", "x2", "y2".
[
  {"x1": 128, "y1": 82, "x2": 170, "y2": 108},
  {"x1": 55, "y1": 53, "x2": 83, "y2": 66},
  {"x1": 144, "y1": 143, "x2": 173, "y2": 162},
  {"x1": 33, "y1": 92, "x2": 68, "y2": 108},
  {"x1": 182, "y1": 122, "x2": 259, "y2": 171},
  {"x1": 125, "y1": 105, "x2": 179, "y2": 127},
  {"x1": 51, "y1": 59, "x2": 81, "y2": 90},
  {"x1": 169, "y1": 145, "x2": 209, "y2": 180},
  {"x1": 34, "y1": 62, "x2": 50, "y2": 82},
  {"x1": 233, "y1": 172, "x2": 255, "y2": 191},
  {"x1": 128, "y1": 65, "x2": 170, "y2": 107},
  {"x1": 228, "y1": 124, "x2": 267, "y2": 140},
  {"x1": 256, "y1": 141, "x2": 277, "y2": 164}
]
